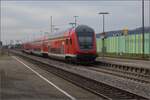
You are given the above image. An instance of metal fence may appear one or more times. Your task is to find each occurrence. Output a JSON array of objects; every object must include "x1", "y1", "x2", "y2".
[{"x1": 96, "y1": 33, "x2": 150, "y2": 56}]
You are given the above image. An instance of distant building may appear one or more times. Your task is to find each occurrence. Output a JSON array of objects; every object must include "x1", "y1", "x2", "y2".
[{"x1": 96, "y1": 26, "x2": 150, "y2": 38}]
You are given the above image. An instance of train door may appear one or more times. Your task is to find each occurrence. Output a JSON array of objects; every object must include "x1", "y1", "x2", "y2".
[
  {"x1": 61, "y1": 40, "x2": 65, "y2": 54},
  {"x1": 68, "y1": 38, "x2": 73, "y2": 53},
  {"x1": 65, "y1": 38, "x2": 69, "y2": 54},
  {"x1": 65, "y1": 38, "x2": 73, "y2": 54}
]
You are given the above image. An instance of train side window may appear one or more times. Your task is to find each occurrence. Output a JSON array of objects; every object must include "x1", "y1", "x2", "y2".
[
  {"x1": 70, "y1": 38, "x2": 72, "y2": 45},
  {"x1": 66, "y1": 39, "x2": 68, "y2": 45}
]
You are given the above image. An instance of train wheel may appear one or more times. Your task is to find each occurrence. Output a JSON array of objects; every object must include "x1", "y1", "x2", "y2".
[
  {"x1": 42, "y1": 53, "x2": 48, "y2": 58},
  {"x1": 66, "y1": 57, "x2": 72, "y2": 63}
]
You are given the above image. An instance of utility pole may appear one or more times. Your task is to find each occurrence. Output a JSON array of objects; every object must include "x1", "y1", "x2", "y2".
[
  {"x1": 50, "y1": 16, "x2": 53, "y2": 33},
  {"x1": 0, "y1": 32, "x2": 2, "y2": 49},
  {"x1": 0, "y1": 0, "x2": 1, "y2": 46},
  {"x1": 149, "y1": 0, "x2": 150, "y2": 59},
  {"x1": 53, "y1": 27, "x2": 59, "y2": 32},
  {"x1": 73, "y1": 16, "x2": 79, "y2": 27},
  {"x1": 142, "y1": 0, "x2": 145, "y2": 58},
  {"x1": 69, "y1": 22, "x2": 75, "y2": 28},
  {"x1": 98, "y1": 12, "x2": 109, "y2": 60},
  {"x1": 0, "y1": 30, "x2": 1, "y2": 44}
]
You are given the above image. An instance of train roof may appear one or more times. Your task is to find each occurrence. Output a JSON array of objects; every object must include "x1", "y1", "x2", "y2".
[
  {"x1": 24, "y1": 25, "x2": 95, "y2": 44},
  {"x1": 47, "y1": 25, "x2": 94, "y2": 40},
  {"x1": 75, "y1": 25, "x2": 95, "y2": 33},
  {"x1": 47, "y1": 28, "x2": 74, "y2": 40}
]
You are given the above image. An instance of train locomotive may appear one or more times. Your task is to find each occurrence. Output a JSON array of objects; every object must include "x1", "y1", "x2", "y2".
[{"x1": 23, "y1": 25, "x2": 97, "y2": 62}]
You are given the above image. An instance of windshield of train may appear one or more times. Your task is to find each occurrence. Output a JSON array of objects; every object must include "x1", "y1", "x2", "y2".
[{"x1": 76, "y1": 28, "x2": 94, "y2": 50}]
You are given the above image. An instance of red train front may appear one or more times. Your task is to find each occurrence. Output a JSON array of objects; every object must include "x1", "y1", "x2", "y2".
[
  {"x1": 48, "y1": 25, "x2": 97, "y2": 62},
  {"x1": 23, "y1": 25, "x2": 97, "y2": 62}
]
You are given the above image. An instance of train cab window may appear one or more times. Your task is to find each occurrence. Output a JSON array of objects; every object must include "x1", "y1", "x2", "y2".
[{"x1": 75, "y1": 25, "x2": 94, "y2": 50}]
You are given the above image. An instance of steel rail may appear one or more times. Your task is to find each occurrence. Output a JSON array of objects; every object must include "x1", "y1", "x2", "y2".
[
  {"x1": 10, "y1": 50, "x2": 148, "y2": 100},
  {"x1": 92, "y1": 61, "x2": 150, "y2": 84}
]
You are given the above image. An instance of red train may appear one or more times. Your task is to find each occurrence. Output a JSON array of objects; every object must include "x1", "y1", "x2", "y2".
[{"x1": 23, "y1": 25, "x2": 97, "y2": 62}]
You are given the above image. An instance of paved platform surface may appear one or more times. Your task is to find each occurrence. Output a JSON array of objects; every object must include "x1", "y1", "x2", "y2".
[
  {"x1": 0, "y1": 55, "x2": 102, "y2": 100},
  {"x1": 96, "y1": 57, "x2": 150, "y2": 69}
]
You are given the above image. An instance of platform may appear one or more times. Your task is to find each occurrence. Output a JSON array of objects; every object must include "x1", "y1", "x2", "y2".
[
  {"x1": 0, "y1": 55, "x2": 102, "y2": 100},
  {"x1": 96, "y1": 57, "x2": 150, "y2": 69}
]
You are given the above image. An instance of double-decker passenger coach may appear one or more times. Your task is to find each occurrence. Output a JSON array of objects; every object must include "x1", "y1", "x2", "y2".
[
  {"x1": 47, "y1": 25, "x2": 97, "y2": 62},
  {"x1": 23, "y1": 25, "x2": 97, "y2": 62}
]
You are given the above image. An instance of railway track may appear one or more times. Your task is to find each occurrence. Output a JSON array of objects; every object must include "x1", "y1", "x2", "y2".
[
  {"x1": 10, "y1": 50, "x2": 149, "y2": 100},
  {"x1": 91, "y1": 61, "x2": 150, "y2": 84},
  {"x1": 61, "y1": 59, "x2": 150, "y2": 84}
]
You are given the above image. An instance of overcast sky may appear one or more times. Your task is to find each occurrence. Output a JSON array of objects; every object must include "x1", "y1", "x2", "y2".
[{"x1": 1, "y1": 0, "x2": 150, "y2": 44}]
